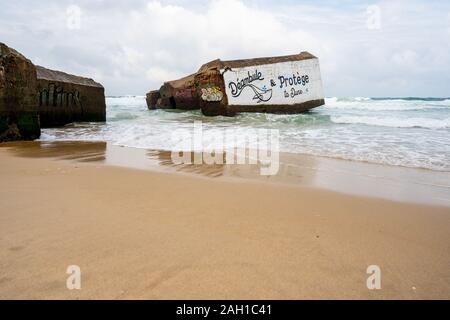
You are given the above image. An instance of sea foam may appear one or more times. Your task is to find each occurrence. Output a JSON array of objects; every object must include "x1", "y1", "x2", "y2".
[
  {"x1": 40, "y1": 96, "x2": 450, "y2": 172},
  {"x1": 331, "y1": 116, "x2": 450, "y2": 129}
]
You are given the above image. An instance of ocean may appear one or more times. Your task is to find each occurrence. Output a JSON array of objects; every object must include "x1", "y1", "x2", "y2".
[{"x1": 40, "y1": 96, "x2": 450, "y2": 172}]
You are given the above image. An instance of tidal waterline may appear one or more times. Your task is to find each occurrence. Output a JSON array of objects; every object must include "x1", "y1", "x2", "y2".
[{"x1": 40, "y1": 96, "x2": 450, "y2": 172}]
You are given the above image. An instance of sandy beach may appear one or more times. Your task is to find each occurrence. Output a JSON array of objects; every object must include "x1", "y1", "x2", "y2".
[{"x1": 0, "y1": 141, "x2": 449, "y2": 300}]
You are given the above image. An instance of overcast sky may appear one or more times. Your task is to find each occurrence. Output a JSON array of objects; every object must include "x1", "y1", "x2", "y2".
[{"x1": 1, "y1": 0, "x2": 449, "y2": 97}]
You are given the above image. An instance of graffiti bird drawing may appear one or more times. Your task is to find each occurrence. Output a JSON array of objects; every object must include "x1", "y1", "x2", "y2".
[{"x1": 249, "y1": 84, "x2": 273, "y2": 103}]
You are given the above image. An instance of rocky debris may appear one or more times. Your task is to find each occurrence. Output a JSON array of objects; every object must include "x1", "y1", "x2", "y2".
[
  {"x1": 146, "y1": 52, "x2": 325, "y2": 116},
  {"x1": 0, "y1": 42, "x2": 40, "y2": 142},
  {"x1": 36, "y1": 66, "x2": 106, "y2": 127}
]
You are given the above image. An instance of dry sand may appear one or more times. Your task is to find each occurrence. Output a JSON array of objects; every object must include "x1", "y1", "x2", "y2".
[{"x1": 0, "y1": 142, "x2": 449, "y2": 299}]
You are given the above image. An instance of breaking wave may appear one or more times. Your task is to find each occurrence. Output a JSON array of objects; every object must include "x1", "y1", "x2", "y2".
[
  {"x1": 331, "y1": 116, "x2": 450, "y2": 129},
  {"x1": 40, "y1": 96, "x2": 450, "y2": 172},
  {"x1": 325, "y1": 97, "x2": 450, "y2": 111}
]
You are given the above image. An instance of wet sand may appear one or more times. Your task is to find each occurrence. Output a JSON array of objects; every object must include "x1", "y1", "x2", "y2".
[
  {"x1": 4, "y1": 140, "x2": 450, "y2": 207},
  {"x1": 0, "y1": 141, "x2": 449, "y2": 299}
]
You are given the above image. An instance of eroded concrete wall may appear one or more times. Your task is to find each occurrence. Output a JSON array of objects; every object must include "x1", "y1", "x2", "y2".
[
  {"x1": 0, "y1": 43, "x2": 40, "y2": 142},
  {"x1": 146, "y1": 52, "x2": 325, "y2": 116},
  {"x1": 37, "y1": 66, "x2": 106, "y2": 127},
  {"x1": 0, "y1": 42, "x2": 106, "y2": 141}
]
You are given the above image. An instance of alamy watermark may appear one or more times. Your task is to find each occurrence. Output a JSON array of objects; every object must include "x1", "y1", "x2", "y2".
[
  {"x1": 66, "y1": 265, "x2": 81, "y2": 290},
  {"x1": 65, "y1": 264, "x2": 381, "y2": 291},
  {"x1": 171, "y1": 121, "x2": 280, "y2": 176},
  {"x1": 366, "y1": 5, "x2": 382, "y2": 30},
  {"x1": 366, "y1": 265, "x2": 381, "y2": 290},
  {"x1": 66, "y1": 5, "x2": 82, "y2": 30}
]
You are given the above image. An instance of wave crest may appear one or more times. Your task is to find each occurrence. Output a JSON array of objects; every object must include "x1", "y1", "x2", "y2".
[{"x1": 331, "y1": 116, "x2": 450, "y2": 129}]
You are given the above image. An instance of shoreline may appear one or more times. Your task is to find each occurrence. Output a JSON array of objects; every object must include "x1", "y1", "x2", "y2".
[
  {"x1": 0, "y1": 141, "x2": 449, "y2": 299},
  {"x1": 2, "y1": 140, "x2": 450, "y2": 207}
]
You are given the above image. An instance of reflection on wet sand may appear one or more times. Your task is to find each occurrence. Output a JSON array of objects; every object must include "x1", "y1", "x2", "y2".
[
  {"x1": 0, "y1": 141, "x2": 317, "y2": 183},
  {"x1": 0, "y1": 141, "x2": 107, "y2": 162},
  {"x1": 146, "y1": 150, "x2": 226, "y2": 178},
  {"x1": 1, "y1": 140, "x2": 449, "y2": 206},
  {"x1": 146, "y1": 149, "x2": 319, "y2": 184}
]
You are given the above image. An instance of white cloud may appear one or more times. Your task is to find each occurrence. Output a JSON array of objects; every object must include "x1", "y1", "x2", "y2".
[
  {"x1": 391, "y1": 50, "x2": 418, "y2": 68},
  {"x1": 145, "y1": 66, "x2": 183, "y2": 84},
  {"x1": 110, "y1": 46, "x2": 145, "y2": 77},
  {"x1": 0, "y1": 0, "x2": 449, "y2": 97}
]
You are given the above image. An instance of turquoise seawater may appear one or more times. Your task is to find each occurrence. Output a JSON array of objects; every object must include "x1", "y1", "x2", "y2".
[{"x1": 40, "y1": 96, "x2": 450, "y2": 171}]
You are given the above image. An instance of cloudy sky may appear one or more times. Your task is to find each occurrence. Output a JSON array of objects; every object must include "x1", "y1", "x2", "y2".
[{"x1": 1, "y1": 0, "x2": 449, "y2": 97}]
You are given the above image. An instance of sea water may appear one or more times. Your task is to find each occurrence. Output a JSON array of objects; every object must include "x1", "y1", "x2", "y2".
[{"x1": 40, "y1": 96, "x2": 450, "y2": 172}]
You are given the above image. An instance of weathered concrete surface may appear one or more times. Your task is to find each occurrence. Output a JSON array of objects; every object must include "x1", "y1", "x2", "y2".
[
  {"x1": 146, "y1": 52, "x2": 325, "y2": 116},
  {"x1": 0, "y1": 42, "x2": 106, "y2": 142},
  {"x1": 194, "y1": 68, "x2": 230, "y2": 116},
  {"x1": 148, "y1": 73, "x2": 198, "y2": 110},
  {"x1": 146, "y1": 90, "x2": 160, "y2": 110},
  {"x1": 0, "y1": 43, "x2": 40, "y2": 141},
  {"x1": 200, "y1": 52, "x2": 325, "y2": 116},
  {"x1": 37, "y1": 66, "x2": 106, "y2": 127}
]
